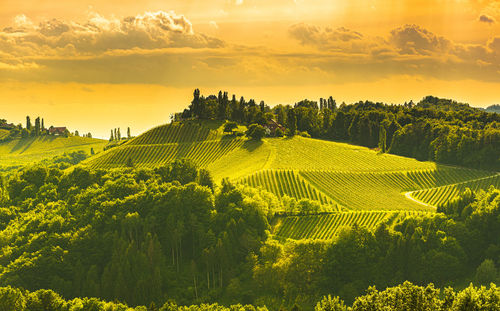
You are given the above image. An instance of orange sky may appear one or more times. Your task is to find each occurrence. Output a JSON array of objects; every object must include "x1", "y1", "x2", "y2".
[{"x1": 0, "y1": 0, "x2": 499, "y2": 138}]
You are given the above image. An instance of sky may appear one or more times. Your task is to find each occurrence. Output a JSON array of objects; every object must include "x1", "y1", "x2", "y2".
[{"x1": 1, "y1": 0, "x2": 500, "y2": 138}]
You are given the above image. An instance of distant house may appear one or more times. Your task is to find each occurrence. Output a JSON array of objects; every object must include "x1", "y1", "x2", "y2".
[
  {"x1": 263, "y1": 119, "x2": 285, "y2": 136},
  {"x1": 0, "y1": 123, "x2": 15, "y2": 130},
  {"x1": 49, "y1": 126, "x2": 67, "y2": 136}
]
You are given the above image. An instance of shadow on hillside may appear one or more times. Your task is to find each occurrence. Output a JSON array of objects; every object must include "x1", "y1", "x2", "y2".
[
  {"x1": 11, "y1": 135, "x2": 58, "y2": 154},
  {"x1": 242, "y1": 140, "x2": 263, "y2": 152}
]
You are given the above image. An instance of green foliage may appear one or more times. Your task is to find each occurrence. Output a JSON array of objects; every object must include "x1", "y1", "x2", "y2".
[
  {"x1": 0, "y1": 161, "x2": 270, "y2": 306},
  {"x1": 315, "y1": 295, "x2": 346, "y2": 311},
  {"x1": 246, "y1": 124, "x2": 266, "y2": 141}
]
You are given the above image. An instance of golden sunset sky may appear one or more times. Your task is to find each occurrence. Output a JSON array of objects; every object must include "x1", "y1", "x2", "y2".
[{"x1": 1, "y1": 0, "x2": 499, "y2": 138}]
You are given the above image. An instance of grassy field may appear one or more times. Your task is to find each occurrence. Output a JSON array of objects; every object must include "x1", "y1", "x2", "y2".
[
  {"x1": 83, "y1": 121, "x2": 499, "y2": 226},
  {"x1": 0, "y1": 136, "x2": 108, "y2": 170}
]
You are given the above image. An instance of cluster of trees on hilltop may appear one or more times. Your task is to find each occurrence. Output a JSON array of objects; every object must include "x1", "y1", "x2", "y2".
[
  {"x1": 0, "y1": 281, "x2": 498, "y2": 310},
  {"x1": 109, "y1": 127, "x2": 132, "y2": 141},
  {"x1": 0, "y1": 116, "x2": 92, "y2": 141},
  {"x1": 0, "y1": 156, "x2": 499, "y2": 308},
  {"x1": 177, "y1": 90, "x2": 499, "y2": 170}
]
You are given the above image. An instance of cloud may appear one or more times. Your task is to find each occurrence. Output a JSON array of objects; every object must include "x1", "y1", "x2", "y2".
[
  {"x1": 289, "y1": 23, "x2": 363, "y2": 46},
  {"x1": 388, "y1": 24, "x2": 451, "y2": 55},
  {"x1": 0, "y1": 10, "x2": 224, "y2": 58},
  {"x1": 479, "y1": 14, "x2": 496, "y2": 24},
  {"x1": 209, "y1": 21, "x2": 219, "y2": 29},
  {"x1": 287, "y1": 22, "x2": 500, "y2": 83}
]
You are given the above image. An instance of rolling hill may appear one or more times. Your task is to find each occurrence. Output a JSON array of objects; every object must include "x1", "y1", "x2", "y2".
[
  {"x1": 82, "y1": 121, "x2": 498, "y2": 238},
  {"x1": 0, "y1": 135, "x2": 108, "y2": 171}
]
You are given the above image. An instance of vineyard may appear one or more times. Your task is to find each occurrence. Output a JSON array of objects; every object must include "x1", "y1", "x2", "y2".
[
  {"x1": 266, "y1": 136, "x2": 436, "y2": 172},
  {"x1": 273, "y1": 211, "x2": 433, "y2": 240},
  {"x1": 299, "y1": 168, "x2": 492, "y2": 211},
  {"x1": 128, "y1": 122, "x2": 221, "y2": 145},
  {"x1": 0, "y1": 129, "x2": 9, "y2": 140},
  {"x1": 87, "y1": 138, "x2": 244, "y2": 169},
  {"x1": 238, "y1": 169, "x2": 337, "y2": 206},
  {"x1": 410, "y1": 174, "x2": 500, "y2": 207}
]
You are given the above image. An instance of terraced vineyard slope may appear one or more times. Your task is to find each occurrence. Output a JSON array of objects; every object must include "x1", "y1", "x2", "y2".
[
  {"x1": 410, "y1": 173, "x2": 500, "y2": 207},
  {"x1": 273, "y1": 211, "x2": 432, "y2": 240},
  {"x1": 83, "y1": 121, "x2": 498, "y2": 214},
  {"x1": 0, "y1": 129, "x2": 9, "y2": 140},
  {"x1": 239, "y1": 169, "x2": 338, "y2": 207},
  {"x1": 85, "y1": 121, "x2": 245, "y2": 169},
  {"x1": 299, "y1": 168, "x2": 493, "y2": 211}
]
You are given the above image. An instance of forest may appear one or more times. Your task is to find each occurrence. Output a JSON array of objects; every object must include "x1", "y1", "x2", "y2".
[
  {"x1": 0, "y1": 152, "x2": 499, "y2": 309},
  {"x1": 178, "y1": 90, "x2": 499, "y2": 170}
]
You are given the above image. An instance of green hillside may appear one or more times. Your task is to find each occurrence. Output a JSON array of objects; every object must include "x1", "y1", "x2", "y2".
[
  {"x1": 0, "y1": 129, "x2": 9, "y2": 140},
  {"x1": 410, "y1": 173, "x2": 500, "y2": 207},
  {"x1": 273, "y1": 211, "x2": 431, "y2": 240},
  {"x1": 83, "y1": 121, "x2": 498, "y2": 219},
  {"x1": 0, "y1": 136, "x2": 107, "y2": 170}
]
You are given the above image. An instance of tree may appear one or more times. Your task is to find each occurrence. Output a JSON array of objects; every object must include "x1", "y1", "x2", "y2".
[
  {"x1": 223, "y1": 121, "x2": 238, "y2": 134},
  {"x1": 110, "y1": 130, "x2": 114, "y2": 142},
  {"x1": 287, "y1": 109, "x2": 297, "y2": 136},
  {"x1": 26, "y1": 116, "x2": 31, "y2": 130},
  {"x1": 245, "y1": 124, "x2": 266, "y2": 141},
  {"x1": 379, "y1": 126, "x2": 387, "y2": 152},
  {"x1": 74, "y1": 130, "x2": 79, "y2": 137},
  {"x1": 127, "y1": 127, "x2": 131, "y2": 139},
  {"x1": 475, "y1": 259, "x2": 497, "y2": 285},
  {"x1": 90, "y1": 148, "x2": 95, "y2": 155},
  {"x1": 34, "y1": 117, "x2": 41, "y2": 136},
  {"x1": 126, "y1": 157, "x2": 134, "y2": 168},
  {"x1": 315, "y1": 295, "x2": 347, "y2": 311},
  {"x1": 117, "y1": 128, "x2": 121, "y2": 140}
]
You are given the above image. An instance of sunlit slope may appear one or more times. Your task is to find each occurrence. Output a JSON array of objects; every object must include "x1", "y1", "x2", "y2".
[
  {"x1": 83, "y1": 122, "x2": 497, "y2": 212},
  {"x1": 0, "y1": 136, "x2": 107, "y2": 168},
  {"x1": 410, "y1": 173, "x2": 500, "y2": 207},
  {"x1": 85, "y1": 122, "x2": 246, "y2": 169},
  {"x1": 238, "y1": 169, "x2": 338, "y2": 207},
  {"x1": 0, "y1": 130, "x2": 9, "y2": 140},
  {"x1": 273, "y1": 211, "x2": 432, "y2": 240},
  {"x1": 300, "y1": 168, "x2": 492, "y2": 211},
  {"x1": 266, "y1": 136, "x2": 436, "y2": 171}
]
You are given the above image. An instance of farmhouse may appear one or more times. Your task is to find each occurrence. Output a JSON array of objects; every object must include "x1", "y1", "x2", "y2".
[
  {"x1": 49, "y1": 126, "x2": 67, "y2": 136},
  {"x1": 263, "y1": 119, "x2": 285, "y2": 135}
]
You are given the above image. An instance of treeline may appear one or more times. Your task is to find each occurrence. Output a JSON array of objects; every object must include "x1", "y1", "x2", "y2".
[
  {"x1": 0, "y1": 116, "x2": 92, "y2": 140},
  {"x1": 178, "y1": 90, "x2": 499, "y2": 170},
  {"x1": 0, "y1": 158, "x2": 499, "y2": 308},
  {"x1": 0, "y1": 282, "x2": 498, "y2": 311}
]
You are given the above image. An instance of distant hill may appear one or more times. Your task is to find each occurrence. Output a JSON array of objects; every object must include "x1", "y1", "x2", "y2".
[
  {"x1": 82, "y1": 120, "x2": 497, "y2": 224},
  {"x1": 485, "y1": 104, "x2": 500, "y2": 113},
  {"x1": 0, "y1": 136, "x2": 107, "y2": 171}
]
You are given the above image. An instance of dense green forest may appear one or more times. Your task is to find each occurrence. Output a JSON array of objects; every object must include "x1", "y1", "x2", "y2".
[
  {"x1": 0, "y1": 155, "x2": 499, "y2": 309},
  {"x1": 178, "y1": 90, "x2": 499, "y2": 170},
  {"x1": 0, "y1": 281, "x2": 498, "y2": 310}
]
